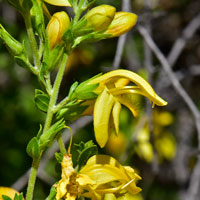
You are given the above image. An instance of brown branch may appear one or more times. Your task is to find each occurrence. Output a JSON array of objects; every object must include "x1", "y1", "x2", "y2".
[{"x1": 167, "y1": 13, "x2": 200, "y2": 67}]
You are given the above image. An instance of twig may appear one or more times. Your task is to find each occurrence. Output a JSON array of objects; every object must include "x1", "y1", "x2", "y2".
[
  {"x1": 112, "y1": 34, "x2": 128, "y2": 69},
  {"x1": 184, "y1": 156, "x2": 200, "y2": 200},
  {"x1": 143, "y1": 0, "x2": 154, "y2": 122},
  {"x1": 111, "y1": 0, "x2": 131, "y2": 69},
  {"x1": 138, "y1": 25, "x2": 200, "y2": 200},
  {"x1": 173, "y1": 109, "x2": 194, "y2": 185},
  {"x1": 167, "y1": 13, "x2": 200, "y2": 67}
]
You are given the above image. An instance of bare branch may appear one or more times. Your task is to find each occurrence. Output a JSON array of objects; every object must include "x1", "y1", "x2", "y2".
[
  {"x1": 111, "y1": 0, "x2": 131, "y2": 69},
  {"x1": 167, "y1": 13, "x2": 200, "y2": 67}
]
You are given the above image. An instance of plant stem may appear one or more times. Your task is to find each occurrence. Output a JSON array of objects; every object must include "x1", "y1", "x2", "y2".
[
  {"x1": 54, "y1": 96, "x2": 69, "y2": 112},
  {"x1": 26, "y1": 53, "x2": 69, "y2": 200},
  {"x1": 43, "y1": 53, "x2": 69, "y2": 132},
  {"x1": 24, "y1": 15, "x2": 41, "y2": 69},
  {"x1": 26, "y1": 160, "x2": 40, "y2": 200}
]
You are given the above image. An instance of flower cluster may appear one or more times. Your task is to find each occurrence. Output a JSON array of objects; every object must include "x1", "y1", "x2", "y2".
[
  {"x1": 56, "y1": 154, "x2": 141, "y2": 200},
  {"x1": 81, "y1": 69, "x2": 167, "y2": 147},
  {"x1": 46, "y1": 2, "x2": 137, "y2": 49}
]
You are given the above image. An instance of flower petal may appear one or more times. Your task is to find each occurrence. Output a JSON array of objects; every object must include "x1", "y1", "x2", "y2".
[
  {"x1": 80, "y1": 155, "x2": 142, "y2": 195},
  {"x1": 94, "y1": 88, "x2": 115, "y2": 147},
  {"x1": 44, "y1": 0, "x2": 71, "y2": 7},
  {"x1": 112, "y1": 101, "x2": 121, "y2": 135},
  {"x1": 89, "y1": 69, "x2": 167, "y2": 106},
  {"x1": 81, "y1": 155, "x2": 131, "y2": 184},
  {"x1": 56, "y1": 154, "x2": 74, "y2": 199},
  {"x1": 115, "y1": 94, "x2": 139, "y2": 117}
]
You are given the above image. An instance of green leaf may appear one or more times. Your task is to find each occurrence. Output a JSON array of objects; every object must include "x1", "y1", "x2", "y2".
[
  {"x1": 14, "y1": 54, "x2": 31, "y2": 69},
  {"x1": 31, "y1": 0, "x2": 45, "y2": 39},
  {"x1": 71, "y1": 73, "x2": 101, "y2": 100},
  {"x1": 26, "y1": 137, "x2": 40, "y2": 160},
  {"x1": 55, "y1": 152, "x2": 64, "y2": 163},
  {"x1": 2, "y1": 195, "x2": 12, "y2": 200},
  {"x1": 63, "y1": 28, "x2": 74, "y2": 52},
  {"x1": 35, "y1": 89, "x2": 50, "y2": 112},
  {"x1": 0, "y1": 24, "x2": 23, "y2": 56},
  {"x1": 45, "y1": 186, "x2": 57, "y2": 200},
  {"x1": 39, "y1": 119, "x2": 66, "y2": 149},
  {"x1": 56, "y1": 104, "x2": 88, "y2": 122},
  {"x1": 35, "y1": 89, "x2": 44, "y2": 95},
  {"x1": 47, "y1": 45, "x2": 64, "y2": 72},
  {"x1": 36, "y1": 124, "x2": 43, "y2": 139},
  {"x1": 75, "y1": 140, "x2": 97, "y2": 169},
  {"x1": 72, "y1": 19, "x2": 93, "y2": 37},
  {"x1": 14, "y1": 193, "x2": 24, "y2": 200},
  {"x1": 68, "y1": 81, "x2": 79, "y2": 100},
  {"x1": 39, "y1": 60, "x2": 48, "y2": 87},
  {"x1": 73, "y1": 32, "x2": 111, "y2": 48}
]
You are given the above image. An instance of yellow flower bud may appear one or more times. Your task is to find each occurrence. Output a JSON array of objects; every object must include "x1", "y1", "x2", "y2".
[
  {"x1": 84, "y1": 5, "x2": 116, "y2": 31},
  {"x1": 105, "y1": 12, "x2": 137, "y2": 37},
  {"x1": 46, "y1": 11, "x2": 70, "y2": 48},
  {"x1": 44, "y1": 0, "x2": 71, "y2": 7}
]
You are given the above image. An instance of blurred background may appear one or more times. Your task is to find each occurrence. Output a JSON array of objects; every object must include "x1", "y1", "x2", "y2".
[{"x1": 0, "y1": 0, "x2": 200, "y2": 199}]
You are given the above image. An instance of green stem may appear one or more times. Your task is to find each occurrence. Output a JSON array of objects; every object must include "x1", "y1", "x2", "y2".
[
  {"x1": 45, "y1": 74, "x2": 52, "y2": 95},
  {"x1": 43, "y1": 53, "x2": 69, "y2": 132},
  {"x1": 54, "y1": 96, "x2": 69, "y2": 112},
  {"x1": 26, "y1": 160, "x2": 40, "y2": 200},
  {"x1": 57, "y1": 134, "x2": 67, "y2": 154},
  {"x1": 24, "y1": 15, "x2": 41, "y2": 69},
  {"x1": 26, "y1": 53, "x2": 69, "y2": 200}
]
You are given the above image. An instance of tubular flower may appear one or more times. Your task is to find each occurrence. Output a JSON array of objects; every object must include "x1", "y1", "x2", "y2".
[
  {"x1": 44, "y1": 0, "x2": 71, "y2": 7},
  {"x1": 105, "y1": 12, "x2": 137, "y2": 37},
  {"x1": 84, "y1": 5, "x2": 116, "y2": 31},
  {"x1": 56, "y1": 154, "x2": 141, "y2": 200},
  {"x1": 86, "y1": 69, "x2": 167, "y2": 148},
  {"x1": 47, "y1": 11, "x2": 70, "y2": 48}
]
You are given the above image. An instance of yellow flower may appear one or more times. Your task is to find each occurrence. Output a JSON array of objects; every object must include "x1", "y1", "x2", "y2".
[
  {"x1": 155, "y1": 131, "x2": 176, "y2": 161},
  {"x1": 153, "y1": 110, "x2": 176, "y2": 161},
  {"x1": 84, "y1": 5, "x2": 116, "y2": 31},
  {"x1": 56, "y1": 154, "x2": 141, "y2": 200},
  {"x1": 105, "y1": 132, "x2": 126, "y2": 157},
  {"x1": 44, "y1": 0, "x2": 71, "y2": 7},
  {"x1": 105, "y1": 12, "x2": 137, "y2": 37},
  {"x1": 135, "y1": 126, "x2": 154, "y2": 163},
  {"x1": 46, "y1": 11, "x2": 70, "y2": 48},
  {"x1": 0, "y1": 187, "x2": 20, "y2": 200},
  {"x1": 87, "y1": 69, "x2": 167, "y2": 147}
]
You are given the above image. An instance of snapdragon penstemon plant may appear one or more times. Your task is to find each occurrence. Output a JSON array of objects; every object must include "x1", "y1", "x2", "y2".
[{"x1": 0, "y1": 0, "x2": 167, "y2": 200}]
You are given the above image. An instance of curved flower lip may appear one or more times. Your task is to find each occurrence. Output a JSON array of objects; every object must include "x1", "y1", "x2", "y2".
[
  {"x1": 89, "y1": 69, "x2": 167, "y2": 106},
  {"x1": 44, "y1": 0, "x2": 71, "y2": 7},
  {"x1": 80, "y1": 155, "x2": 142, "y2": 195}
]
